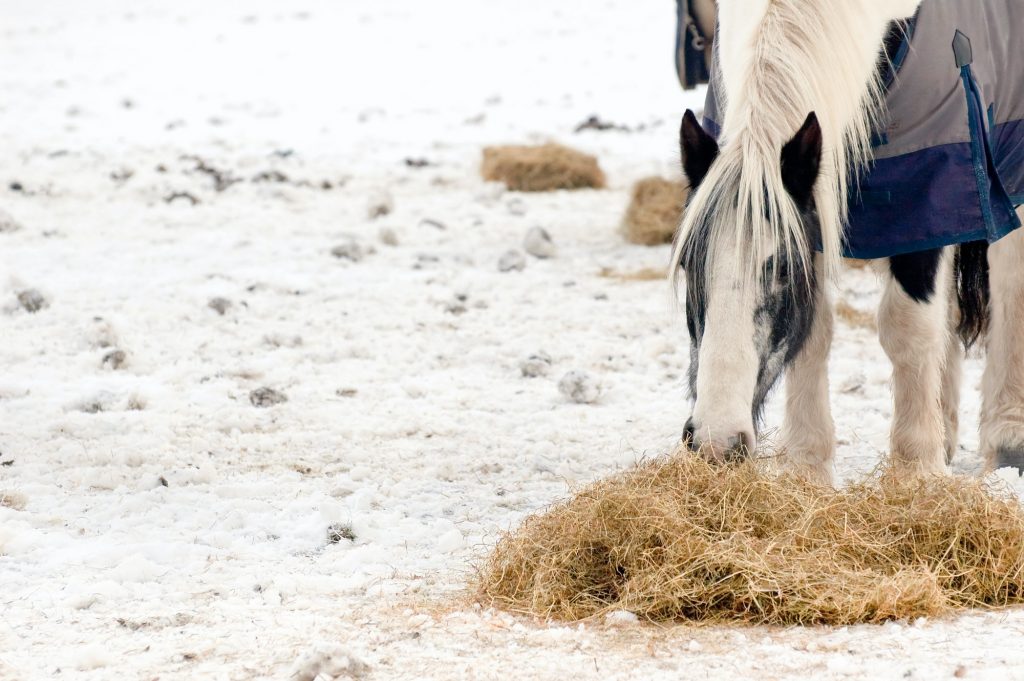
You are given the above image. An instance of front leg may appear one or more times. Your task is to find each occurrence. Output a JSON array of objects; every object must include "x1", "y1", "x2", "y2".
[
  {"x1": 941, "y1": 278, "x2": 963, "y2": 465},
  {"x1": 878, "y1": 248, "x2": 952, "y2": 475},
  {"x1": 981, "y1": 222, "x2": 1024, "y2": 471},
  {"x1": 781, "y1": 255, "x2": 836, "y2": 485}
]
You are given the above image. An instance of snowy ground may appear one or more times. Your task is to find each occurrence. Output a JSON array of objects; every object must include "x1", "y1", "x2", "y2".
[{"x1": 2, "y1": 1, "x2": 1024, "y2": 679}]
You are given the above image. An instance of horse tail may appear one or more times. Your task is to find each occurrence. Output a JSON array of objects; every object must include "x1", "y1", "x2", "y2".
[{"x1": 954, "y1": 240, "x2": 990, "y2": 349}]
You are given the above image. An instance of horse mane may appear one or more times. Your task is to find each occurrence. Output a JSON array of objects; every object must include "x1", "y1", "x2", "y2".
[{"x1": 673, "y1": 0, "x2": 906, "y2": 288}]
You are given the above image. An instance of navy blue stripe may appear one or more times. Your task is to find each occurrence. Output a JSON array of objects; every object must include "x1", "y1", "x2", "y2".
[
  {"x1": 702, "y1": 117, "x2": 721, "y2": 139},
  {"x1": 846, "y1": 141, "x2": 985, "y2": 258},
  {"x1": 961, "y1": 65, "x2": 996, "y2": 233}
]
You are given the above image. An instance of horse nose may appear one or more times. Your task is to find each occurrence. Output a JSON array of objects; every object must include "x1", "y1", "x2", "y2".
[
  {"x1": 723, "y1": 431, "x2": 753, "y2": 462},
  {"x1": 683, "y1": 420, "x2": 754, "y2": 462},
  {"x1": 683, "y1": 418, "x2": 697, "y2": 447}
]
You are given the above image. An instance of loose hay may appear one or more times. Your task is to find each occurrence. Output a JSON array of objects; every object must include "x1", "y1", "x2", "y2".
[
  {"x1": 598, "y1": 266, "x2": 666, "y2": 282},
  {"x1": 481, "y1": 144, "x2": 606, "y2": 192},
  {"x1": 477, "y1": 452, "x2": 1024, "y2": 626},
  {"x1": 621, "y1": 177, "x2": 688, "y2": 246}
]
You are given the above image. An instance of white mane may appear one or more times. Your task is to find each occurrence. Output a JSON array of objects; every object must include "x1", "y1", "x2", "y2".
[{"x1": 673, "y1": 0, "x2": 922, "y2": 284}]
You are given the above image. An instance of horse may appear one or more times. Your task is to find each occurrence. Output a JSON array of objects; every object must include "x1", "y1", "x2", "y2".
[{"x1": 673, "y1": 0, "x2": 1024, "y2": 485}]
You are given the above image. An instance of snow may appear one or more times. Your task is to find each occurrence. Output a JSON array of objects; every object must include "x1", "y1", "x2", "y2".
[{"x1": 2, "y1": 0, "x2": 1024, "y2": 679}]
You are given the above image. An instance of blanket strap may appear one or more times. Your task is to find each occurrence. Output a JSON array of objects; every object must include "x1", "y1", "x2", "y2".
[{"x1": 676, "y1": 0, "x2": 711, "y2": 90}]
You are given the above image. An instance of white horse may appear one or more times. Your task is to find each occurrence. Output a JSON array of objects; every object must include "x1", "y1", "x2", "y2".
[{"x1": 674, "y1": 0, "x2": 1024, "y2": 484}]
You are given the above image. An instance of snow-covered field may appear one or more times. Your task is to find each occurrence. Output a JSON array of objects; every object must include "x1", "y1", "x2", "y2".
[{"x1": 2, "y1": 1, "x2": 1023, "y2": 679}]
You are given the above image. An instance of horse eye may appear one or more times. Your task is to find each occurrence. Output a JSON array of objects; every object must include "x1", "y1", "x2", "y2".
[
  {"x1": 766, "y1": 257, "x2": 791, "y2": 280},
  {"x1": 762, "y1": 257, "x2": 784, "y2": 280}
]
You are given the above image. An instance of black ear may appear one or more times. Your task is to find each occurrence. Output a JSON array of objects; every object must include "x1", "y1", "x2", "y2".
[
  {"x1": 680, "y1": 110, "x2": 719, "y2": 187},
  {"x1": 780, "y1": 112, "x2": 823, "y2": 206}
]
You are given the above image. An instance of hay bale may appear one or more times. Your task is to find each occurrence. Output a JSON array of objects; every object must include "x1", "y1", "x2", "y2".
[
  {"x1": 478, "y1": 452, "x2": 1024, "y2": 625},
  {"x1": 621, "y1": 177, "x2": 689, "y2": 246},
  {"x1": 481, "y1": 144, "x2": 606, "y2": 192}
]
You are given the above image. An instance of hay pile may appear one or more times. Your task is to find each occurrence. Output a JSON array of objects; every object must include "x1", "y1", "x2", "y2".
[
  {"x1": 621, "y1": 177, "x2": 688, "y2": 245},
  {"x1": 478, "y1": 452, "x2": 1024, "y2": 625},
  {"x1": 481, "y1": 143, "x2": 606, "y2": 192}
]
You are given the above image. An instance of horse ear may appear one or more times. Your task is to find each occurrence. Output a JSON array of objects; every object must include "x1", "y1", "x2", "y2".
[
  {"x1": 680, "y1": 110, "x2": 719, "y2": 187},
  {"x1": 780, "y1": 112, "x2": 822, "y2": 207}
]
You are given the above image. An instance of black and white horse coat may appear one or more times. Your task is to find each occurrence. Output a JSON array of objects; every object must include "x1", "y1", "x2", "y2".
[{"x1": 673, "y1": 0, "x2": 1024, "y2": 482}]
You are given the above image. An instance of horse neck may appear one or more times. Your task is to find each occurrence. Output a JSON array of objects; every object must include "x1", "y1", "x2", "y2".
[{"x1": 714, "y1": 0, "x2": 899, "y2": 277}]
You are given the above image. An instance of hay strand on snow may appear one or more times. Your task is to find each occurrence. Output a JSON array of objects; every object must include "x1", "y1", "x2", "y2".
[
  {"x1": 620, "y1": 177, "x2": 688, "y2": 246},
  {"x1": 478, "y1": 452, "x2": 1024, "y2": 625},
  {"x1": 481, "y1": 144, "x2": 606, "y2": 192}
]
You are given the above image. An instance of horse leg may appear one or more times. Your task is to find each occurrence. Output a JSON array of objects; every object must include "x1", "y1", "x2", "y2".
[
  {"x1": 781, "y1": 256, "x2": 835, "y2": 485},
  {"x1": 878, "y1": 247, "x2": 953, "y2": 475},
  {"x1": 981, "y1": 221, "x2": 1024, "y2": 471},
  {"x1": 941, "y1": 275, "x2": 963, "y2": 465}
]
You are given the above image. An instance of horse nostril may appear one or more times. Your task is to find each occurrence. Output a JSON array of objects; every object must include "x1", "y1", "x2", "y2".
[
  {"x1": 725, "y1": 432, "x2": 753, "y2": 462},
  {"x1": 683, "y1": 418, "x2": 697, "y2": 448}
]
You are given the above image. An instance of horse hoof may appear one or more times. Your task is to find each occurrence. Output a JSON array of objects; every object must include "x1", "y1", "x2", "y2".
[{"x1": 995, "y1": 446, "x2": 1024, "y2": 475}]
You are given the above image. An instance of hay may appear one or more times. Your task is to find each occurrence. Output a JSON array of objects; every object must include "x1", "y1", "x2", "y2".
[
  {"x1": 621, "y1": 177, "x2": 689, "y2": 246},
  {"x1": 481, "y1": 144, "x2": 606, "y2": 192},
  {"x1": 0, "y1": 490, "x2": 27, "y2": 511},
  {"x1": 598, "y1": 266, "x2": 666, "y2": 282},
  {"x1": 478, "y1": 452, "x2": 1024, "y2": 626}
]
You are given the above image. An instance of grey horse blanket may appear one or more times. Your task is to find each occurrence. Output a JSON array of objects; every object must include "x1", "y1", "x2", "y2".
[{"x1": 700, "y1": 0, "x2": 1024, "y2": 258}]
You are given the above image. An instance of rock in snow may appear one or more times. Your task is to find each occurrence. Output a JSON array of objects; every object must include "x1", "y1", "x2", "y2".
[
  {"x1": 558, "y1": 370, "x2": 600, "y2": 404},
  {"x1": 507, "y1": 198, "x2": 527, "y2": 216},
  {"x1": 16, "y1": 289, "x2": 47, "y2": 313},
  {"x1": 331, "y1": 236, "x2": 364, "y2": 262},
  {"x1": 208, "y1": 297, "x2": 232, "y2": 315},
  {"x1": 523, "y1": 226, "x2": 556, "y2": 258},
  {"x1": 101, "y1": 349, "x2": 127, "y2": 370},
  {"x1": 519, "y1": 352, "x2": 552, "y2": 377},
  {"x1": 498, "y1": 249, "x2": 526, "y2": 272},
  {"x1": 250, "y1": 387, "x2": 288, "y2": 408},
  {"x1": 366, "y1": 189, "x2": 394, "y2": 219}
]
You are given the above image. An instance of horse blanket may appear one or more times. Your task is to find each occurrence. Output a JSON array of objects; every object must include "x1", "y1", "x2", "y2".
[
  {"x1": 698, "y1": 0, "x2": 1024, "y2": 259},
  {"x1": 675, "y1": 0, "x2": 714, "y2": 90}
]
